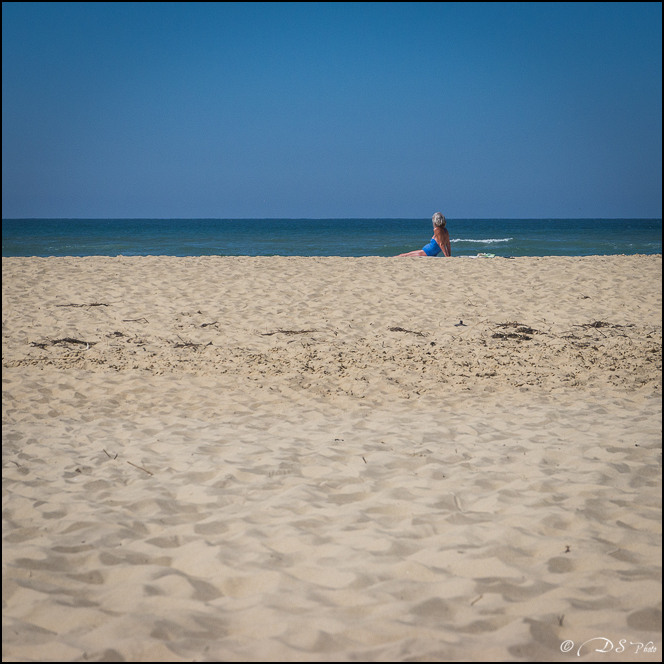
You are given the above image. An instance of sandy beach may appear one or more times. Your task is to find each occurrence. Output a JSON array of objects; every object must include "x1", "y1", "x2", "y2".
[{"x1": 2, "y1": 254, "x2": 661, "y2": 662}]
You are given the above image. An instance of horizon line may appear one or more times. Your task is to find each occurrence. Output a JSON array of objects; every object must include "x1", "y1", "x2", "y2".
[{"x1": 3, "y1": 216, "x2": 662, "y2": 221}]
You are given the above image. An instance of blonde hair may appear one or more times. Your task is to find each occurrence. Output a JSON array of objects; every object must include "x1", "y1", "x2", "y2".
[{"x1": 432, "y1": 212, "x2": 446, "y2": 228}]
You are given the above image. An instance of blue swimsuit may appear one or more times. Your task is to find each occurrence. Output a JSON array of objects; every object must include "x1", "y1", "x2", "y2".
[{"x1": 422, "y1": 237, "x2": 442, "y2": 256}]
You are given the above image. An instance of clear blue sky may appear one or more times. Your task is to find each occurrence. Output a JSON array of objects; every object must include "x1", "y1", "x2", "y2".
[{"x1": 2, "y1": 1, "x2": 662, "y2": 219}]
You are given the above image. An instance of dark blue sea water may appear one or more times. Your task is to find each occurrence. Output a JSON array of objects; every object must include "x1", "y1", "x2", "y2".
[{"x1": 2, "y1": 218, "x2": 661, "y2": 258}]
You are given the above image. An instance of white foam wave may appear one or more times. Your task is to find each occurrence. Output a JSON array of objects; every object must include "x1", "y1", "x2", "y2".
[{"x1": 451, "y1": 238, "x2": 513, "y2": 244}]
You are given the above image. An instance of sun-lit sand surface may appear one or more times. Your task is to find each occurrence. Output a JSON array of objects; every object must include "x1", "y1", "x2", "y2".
[{"x1": 3, "y1": 254, "x2": 661, "y2": 662}]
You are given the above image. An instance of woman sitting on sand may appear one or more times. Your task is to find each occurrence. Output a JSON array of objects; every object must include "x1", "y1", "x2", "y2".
[{"x1": 397, "y1": 212, "x2": 451, "y2": 257}]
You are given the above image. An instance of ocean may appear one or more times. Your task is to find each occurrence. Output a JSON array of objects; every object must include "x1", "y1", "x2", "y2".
[{"x1": 2, "y1": 218, "x2": 661, "y2": 258}]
